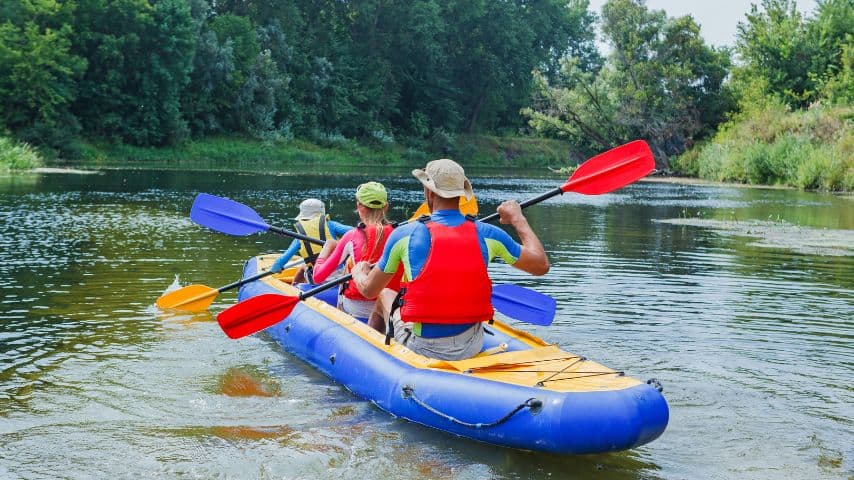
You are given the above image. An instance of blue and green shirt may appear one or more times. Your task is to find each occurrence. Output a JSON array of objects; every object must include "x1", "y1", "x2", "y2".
[{"x1": 378, "y1": 209, "x2": 523, "y2": 337}]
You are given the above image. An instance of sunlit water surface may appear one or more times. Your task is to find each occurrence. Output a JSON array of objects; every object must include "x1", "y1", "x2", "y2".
[{"x1": 1, "y1": 170, "x2": 851, "y2": 479}]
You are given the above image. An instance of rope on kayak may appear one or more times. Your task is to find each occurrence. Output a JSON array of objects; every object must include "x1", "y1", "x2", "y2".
[
  {"x1": 536, "y1": 371, "x2": 624, "y2": 386},
  {"x1": 401, "y1": 385, "x2": 542, "y2": 429},
  {"x1": 535, "y1": 356, "x2": 585, "y2": 387}
]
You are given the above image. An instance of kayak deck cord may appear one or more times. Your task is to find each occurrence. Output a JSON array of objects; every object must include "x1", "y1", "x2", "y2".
[
  {"x1": 536, "y1": 356, "x2": 585, "y2": 387},
  {"x1": 402, "y1": 385, "x2": 542, "y2": 429},
  {"x1": 460, "y1": 354, "x2": 625, "y2": 386},
  {"x1": 537, "y1": 370, "x2": 625, "y2": 386},
  {"x1": 463, "y1": 354, "x2": 582, "y2": 374}
]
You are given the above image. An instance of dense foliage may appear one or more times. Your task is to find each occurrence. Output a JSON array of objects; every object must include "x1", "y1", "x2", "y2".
[
  {"x1": 674, "y1": 103, "x2": 853, "y2": 190},
  {"x1": 524, "y1": 0, "x2": 852, "y2": 174},
  {"x1": 1, "y1": 0, "x2": 850, "y2": 190},
  {"x1": 524, "y1": 0, "x2": 734, "y2": 168},
  {"x1": 0, "y1": 0, "x2": 597, "y2": 156},
  {"x1": 676, "y1": 0, "x2": 853, "y2": 191},
  {"x1": 735, "y1": 0, "x2": 853, "y2": 108}
]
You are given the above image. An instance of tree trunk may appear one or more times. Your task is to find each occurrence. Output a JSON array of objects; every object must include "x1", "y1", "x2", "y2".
[
  {"x1": 650, "y1": 141, "x2": 669, "y2": 171},
  {"x1": 466, "y1": 92, "x2": 486, "y2": 133}
]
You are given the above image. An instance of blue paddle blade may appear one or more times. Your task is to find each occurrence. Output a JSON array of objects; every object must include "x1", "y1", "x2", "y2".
[
  {"x1": 190, "y1": 193, "x2": 270, "y2": 236},
  {"x1": 491, "y1": 284, "x2": 556, "y2": 326}
]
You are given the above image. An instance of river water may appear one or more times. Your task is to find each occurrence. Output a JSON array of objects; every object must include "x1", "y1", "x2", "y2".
[{"x1": 1, "y1": 169, "x2": 851, "y2": 480}]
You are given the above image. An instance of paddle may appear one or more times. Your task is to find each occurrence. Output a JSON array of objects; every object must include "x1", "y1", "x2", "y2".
[
  {"x1": 156, "y1": 259, "x2": 304, "y2": 313},
  {"x1": 217, "y1": 282, "x2": 556, "y2": 339},
  {"x1": 479, "y1": 140, "x2": 654, "y2": 223},
  {"x1": 190, "y1": 193, "x2": 325, "y2": 245},
  {"x1": 217, "y1": 140, "x2": 653, "y2": 338},
  {"x1": 218, "y1": 274, "x2": 355, "y2": 339},
  {"x1": 491, "y1": 284, "x2": 556, "y2": 326}
]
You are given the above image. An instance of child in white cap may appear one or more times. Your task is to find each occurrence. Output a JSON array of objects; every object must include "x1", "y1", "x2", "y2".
[{"x1": 270, "y1": 198, "x2": 352, "y2": 283}]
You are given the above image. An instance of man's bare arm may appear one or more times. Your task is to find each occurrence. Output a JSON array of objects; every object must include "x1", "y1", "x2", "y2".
[{"x1": 497, "y1": 200, "x2": 549, "y2": 276}]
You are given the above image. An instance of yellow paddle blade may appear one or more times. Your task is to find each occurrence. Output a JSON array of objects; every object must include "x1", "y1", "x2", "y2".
[
  {"x1": 459, "y1": 195, "x2": 478, "y2": 216},
  {"x1": 409, "y1": 195, "x2": 478, "y2": 221},
  {"x1": 156, "y1": 284, "x2": 218, "y2": 312}
]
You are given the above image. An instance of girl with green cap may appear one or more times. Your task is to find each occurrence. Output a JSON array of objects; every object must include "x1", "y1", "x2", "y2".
[{"x1": 312, "y1": 182, "x2": 403, "y2": 324}]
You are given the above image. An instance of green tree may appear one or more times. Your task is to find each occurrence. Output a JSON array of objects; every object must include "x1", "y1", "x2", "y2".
[
  {"x1": 72, "y1": 0, "x2": 195, "y2": 145},
  {"x1": 810, "y1": 0, "x2": 853, "y2": 103},
  {"x1": 183, "y1": 29, "x2": 236, "y2": 134},
  {"x1": 0, "y1": 0, "x2": 85, "y2": 154},
  {"x1": 135, "y1": 0, "x2": 196, "y2": 144},
  {"x1": 234, "y1": 49, "x2": 286, "y2": 136},
  {"x1": 525, "y1": 0, "x2": 732, "y2": 168},
  {"x1": 443, "y1": 0, "x2": 598, "y2": 132},
  {"x1": 735, "y1": 0, "x2": 852, "y2": 107},
  {"x1": 736, "y1": 0, "x2": 820, "y2": 107}
]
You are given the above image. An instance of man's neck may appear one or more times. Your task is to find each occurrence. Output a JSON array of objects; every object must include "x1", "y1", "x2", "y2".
[{"x1": 431, "y1": 196, "x2": 460, "y2": 212}]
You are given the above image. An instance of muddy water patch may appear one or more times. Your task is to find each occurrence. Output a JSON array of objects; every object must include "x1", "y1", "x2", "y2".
[
  {"x1": 658, "y1": 218, "x2": 854, "y2": 256},
  {"x1": 215, "y1": 366, "x2": 282, "y2": 397}
]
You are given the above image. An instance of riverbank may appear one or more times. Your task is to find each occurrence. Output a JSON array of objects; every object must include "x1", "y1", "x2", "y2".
[
  {"x1": 13, "y1": 123, "x2": 852, "y2": 194},
  {"x1": 60, "y1": 134, "x2": 575, "y2": 174}
]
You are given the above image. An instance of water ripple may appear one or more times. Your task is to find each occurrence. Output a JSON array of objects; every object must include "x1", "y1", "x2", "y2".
[{"x1": 0, "y1": 171, "x2": 851, "y2": 479}]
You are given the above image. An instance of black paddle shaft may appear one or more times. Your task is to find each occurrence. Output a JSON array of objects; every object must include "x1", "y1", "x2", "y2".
[
  {"x1": 298, "y1": 273, "x2": 354, "y2": 299},
  {"x1": 217, "y1": 270, "x2": 275, "y2": 293},
  {"x1": 219, "y1": 257, "x2": 306, "y2": 293},
  {"x1": 478, "y1": 187, "x2": 563, "y2": 223},
  {"x1": 268, "y1": 225, "x2": 325, "y2": 245}
]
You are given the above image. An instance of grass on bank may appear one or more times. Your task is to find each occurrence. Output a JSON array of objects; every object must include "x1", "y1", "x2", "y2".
[
  {"x1": 0, "y1": 136, "x2": 43, "y2": 172},
  {"x1": 673, "y1": 103, "x2": 853, "y2": 191},
  {"x1": 72, "y1": 133, "x2": 575, "y2": 173}
]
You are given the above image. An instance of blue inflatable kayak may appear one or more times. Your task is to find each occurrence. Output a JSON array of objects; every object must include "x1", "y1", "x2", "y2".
[{"x1": 238, "y1": 255, "x2": 669, "y2": 454}]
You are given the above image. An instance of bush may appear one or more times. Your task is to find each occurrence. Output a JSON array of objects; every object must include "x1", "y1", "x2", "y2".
[
  {"x1": 671, "y1": 146, "x2": 702, "y2": 176},
  {"x1": 371, "y1": 129, "x2": 395, "y2": 145},
  {"x1": 683, "y1": 102, "x2": 854, "y2": 191},
  {"x1": 429, "y1": 128, "x2": 456, "y2": 155},
  {"x1": 313, "y1": 131, "x2": 351, "y2": 149},
  {"x1": 403, "y1": 147, "x2": 429, "y2": 165},
  {"x1": 0, "y1": 136, "x2": 43, "y2": 171}
]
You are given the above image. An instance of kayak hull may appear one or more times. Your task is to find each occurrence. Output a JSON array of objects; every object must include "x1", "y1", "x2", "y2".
[{"x1": 238, "y1": 256, "x2": 668, "y2": 454}]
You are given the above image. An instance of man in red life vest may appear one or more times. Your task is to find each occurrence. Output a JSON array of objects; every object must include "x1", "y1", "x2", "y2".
[{"x1": 351, "y1": 159, "x2": 549, "y2": 360}]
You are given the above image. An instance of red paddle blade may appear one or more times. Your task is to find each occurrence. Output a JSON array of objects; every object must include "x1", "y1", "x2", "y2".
[
  {"x1": 216, "y1": 294, "x2": 299, "y2": 339},
  {"x1": 563, "y1": 140, "x2": 654, "y2": 195}
]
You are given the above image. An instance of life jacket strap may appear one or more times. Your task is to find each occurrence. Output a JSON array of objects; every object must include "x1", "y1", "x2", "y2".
[
  {"x1": 294, "y1": 216, "x2": 327, "y2": 266},
  {"x1": 385, "y1": 287, "x2": 406, "y2": 346}
]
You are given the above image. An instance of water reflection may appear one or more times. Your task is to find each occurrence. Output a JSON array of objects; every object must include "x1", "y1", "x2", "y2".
[
  {"x1": 0, "y1": 169, "x2": 851, "y2": 479},
  {"x1": 216, "y1": 366, "x2": 281, "y2": 398}
]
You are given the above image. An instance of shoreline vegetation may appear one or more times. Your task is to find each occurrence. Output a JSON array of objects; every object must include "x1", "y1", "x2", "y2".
[
  {"x1": 2, "y1": 1, "x2": 850, "y2": 191},
  {"x1": 0, "y1": 136, "x2": 43, "y2": 173},
  {"x1": 673, "y1": 103, "x2": 853, "y2": 192},
  {"x1": 3, "y1": 124, "x2": 851, "y2": 193},
  {"x1": 70, "y1": 133, "x2": 576, "y2": 172}
]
